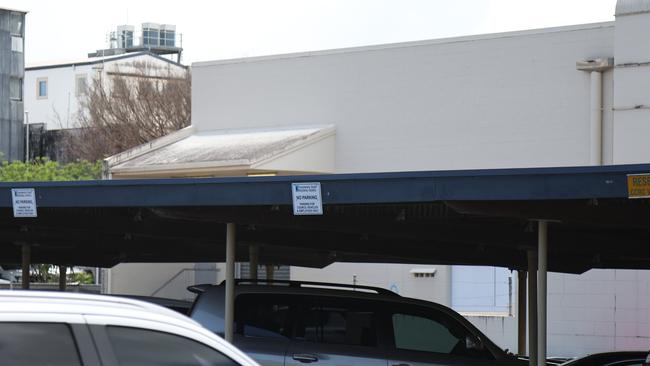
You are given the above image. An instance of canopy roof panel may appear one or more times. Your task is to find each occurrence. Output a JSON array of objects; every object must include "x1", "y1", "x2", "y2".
[{"x1": 0, "y1": 164, "x2": 649, "y2": 273}]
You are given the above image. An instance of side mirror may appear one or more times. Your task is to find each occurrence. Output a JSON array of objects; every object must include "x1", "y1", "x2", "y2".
[{"x1": 466, "y1": 335, "x2": 485, "y2": 351}]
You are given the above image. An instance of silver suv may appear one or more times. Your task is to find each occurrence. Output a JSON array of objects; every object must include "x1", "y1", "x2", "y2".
[{"x1": 189, "y1": 280, "x2": 524, "y2": 366}]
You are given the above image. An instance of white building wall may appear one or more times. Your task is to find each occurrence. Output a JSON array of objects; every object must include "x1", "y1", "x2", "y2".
[
  {"x1": 193, "y1": 23, "x2": 614, "y2": 172},
  {"x1": 612, "y1": 8, "x2": 650, "y2": 164},
  {"x1": 291, "y1": 264, "x2": 452, "y2": 306},
  {"x1": 24, "y1": 64, "x2": 95, "y2": 130}
]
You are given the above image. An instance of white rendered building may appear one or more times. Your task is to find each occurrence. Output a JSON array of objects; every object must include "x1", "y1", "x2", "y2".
[
  {"x1": 105, "y1": 0, "x2": 650, "y2": 357},
  {"x1": 24, "y1": 52, "x2": 187, "y2": 131}
]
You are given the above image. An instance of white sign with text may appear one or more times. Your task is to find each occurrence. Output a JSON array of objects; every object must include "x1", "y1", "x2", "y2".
[
  {"x1": 11, "y1": 188, "x2": 37, "y2": 218},
  {"x1": 292, "y1": 182, "x2": 323, "y2": 215}
]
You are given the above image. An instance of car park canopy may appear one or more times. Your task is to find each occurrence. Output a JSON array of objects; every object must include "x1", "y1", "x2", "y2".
[{"x1": 1, "y1": 164, "x2": 649, "y2": 273}]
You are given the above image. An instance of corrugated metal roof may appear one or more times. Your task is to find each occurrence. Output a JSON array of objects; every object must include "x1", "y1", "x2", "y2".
[{"x1": 110, "y1": 125, "x2": 335, "y2": 172}]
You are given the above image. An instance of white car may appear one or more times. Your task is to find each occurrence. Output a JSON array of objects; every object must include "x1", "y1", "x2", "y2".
[{"x1": 0, "y1": 290, "x2": 260, "y2": 366}]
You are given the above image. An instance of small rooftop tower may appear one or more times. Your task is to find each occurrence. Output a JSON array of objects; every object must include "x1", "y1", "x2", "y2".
[
  {"x1": 89, "y1": 23, "x2": 183, "y2": 63},
  {"x1": 117, "y1": 25, "x2": 135, "y2": 49}
]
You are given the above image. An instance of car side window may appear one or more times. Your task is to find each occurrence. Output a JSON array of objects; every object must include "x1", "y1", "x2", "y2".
[
  {"x1": 294, "y1": 297, "x2": 378, "y2": 347},
  {"x1": 0, "y1": 322, "x2": 82, "y2": 365},
  {"x1": 390, "y1": 309, "x2": 493, "y2": 360},
  {"x1": 106, "y1": 326, "x2": 240, "y2": 366},
  {"x1": 235, "y1": 294, "x2": 291, "y2": 339},
  {"x1": 392, "y1": 313, "x2": 461, "y2": 353}
]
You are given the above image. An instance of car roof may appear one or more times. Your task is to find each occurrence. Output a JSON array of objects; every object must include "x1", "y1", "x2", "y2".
[
  {"x1": 0, "y1": 290, "x2": 195, "y2": 326},
  {"x1": 0, "y1": 291, "x2": 261, "y2": 366}
]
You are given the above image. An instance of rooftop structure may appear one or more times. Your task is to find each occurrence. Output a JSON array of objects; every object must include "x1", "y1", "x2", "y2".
[{"x1": 89, "y1": 23, "x2": 183, "y2": 63}]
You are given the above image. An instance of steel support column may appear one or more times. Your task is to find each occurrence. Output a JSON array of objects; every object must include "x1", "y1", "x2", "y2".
[
  {"x1": 225, "y1": 223, "x2": 236, "y2": 343},
  {"x1": 59, "y1": 266, "x2": 67, "y2": 291},
  {"x1": 527, "y1": 250, "x2": 537, "y2": 366},
  {"x1": 21, "y1": 243, "x2": 30, "y2": 290},
  {"x1": 518, "y1": 270, "x2": 527, "y2": 356},
  {"x1": 537, "y1": 221, "x2": 548, "y2": 366},
  {"x1": 249, "y1": 245, "x2": 259, "y2": 280},
  {"x1": 266, "y1": 264, "x2": 274, "y2": 281}
]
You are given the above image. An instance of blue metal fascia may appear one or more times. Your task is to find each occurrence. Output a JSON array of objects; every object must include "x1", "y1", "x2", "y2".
[{"x1": 0, "y1": 164, "x2": 647, "y2": 208}]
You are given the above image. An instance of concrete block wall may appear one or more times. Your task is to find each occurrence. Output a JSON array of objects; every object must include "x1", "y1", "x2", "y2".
[
  {"x1": 549, "y1": 270, "x2": 650, "y2": 356},
  {"x1": 470, "y1": 270, "x2": 650, "y2": 358}
]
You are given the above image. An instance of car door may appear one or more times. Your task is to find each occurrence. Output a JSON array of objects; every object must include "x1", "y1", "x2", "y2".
[
  {"x1": 88, "y1": 323, "x2": 251, "y2": 366},
  {"x1": 231, "y1": 293, "x2": 293, "y2": 366},
  {"x1": 285, "y1": 295, "x2": 388, "y2": 366},
  {"x1": 385, "y1": 305, "x2": 498, "y2": 366},
  {"x1": 0, "y1": 321, "x2": 101, "y2": 366}
]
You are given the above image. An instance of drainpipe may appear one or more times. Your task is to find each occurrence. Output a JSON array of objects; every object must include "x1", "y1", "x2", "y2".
[
  {"x1": 589, "y1": 71, "x2": 602, "y2": 165},
  {"x1": 576, "y1": 58, "x2": 613, "y2": 165}
]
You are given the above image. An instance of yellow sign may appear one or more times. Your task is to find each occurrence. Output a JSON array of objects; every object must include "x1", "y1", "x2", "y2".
[{"x1": 628, "y1": 174, "x2": 650, "y2": 198}]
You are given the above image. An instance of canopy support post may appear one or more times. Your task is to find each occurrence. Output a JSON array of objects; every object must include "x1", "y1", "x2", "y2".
[
  {"x1": 249, "y1": 245, "x2": 259, "y2": 280},
  {"x1": 59, "y1": 265, "x2": 67, "y2": 291},
  {"x1": 537, "y1": 221, "x2": 548, "y2": 366},
  {"x1": 518, "y1": 270, "x2": 527, "y2": 356},
  {"x1": 21, "y1": 243, "x2": 30, "y2": 290},
  {"x1": 528, "y1": 249, "x2": 537, "y2": 366},
  {"x1": 225, "y1": 223, "x2": 236, "y2": 343},
  {"x1": 266, "y1": 264, "x2": 274, "y2": 281}
]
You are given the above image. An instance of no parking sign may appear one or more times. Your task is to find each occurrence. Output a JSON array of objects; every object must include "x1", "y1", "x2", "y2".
[
  {"x1": 291, "y1": 182, "x2": 323, "y2": 216},
  {"x1": 11, "y1": 188, "x2": 37, "y2": 218}
]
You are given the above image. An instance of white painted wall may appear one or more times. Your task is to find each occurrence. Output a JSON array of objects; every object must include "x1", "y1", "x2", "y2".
[
  {"x1": 291, "y1": 263, "x2": 452, "y2": 306},
  {"x1": 193, "y1": 23, "x2": 614, "y2": 172},
  {"x1": 612, "y1": 9, "x2": 650, "y2": 164},
  {"x1": 24, "y1": 63, "x2": 95, "y2": 130}
]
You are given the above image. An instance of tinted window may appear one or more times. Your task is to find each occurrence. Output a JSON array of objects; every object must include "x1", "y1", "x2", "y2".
[
  {"x1": 0, "y1": 323, "x2": 81, "y2": 365},
  {"x1": 393, "y1": 314, "x2": 461, "y2": 353},
  {"x1": 107, "y1": 326, "x2": 240, "y2": 366},
  {"x1": 295, "y1": 298, "x2": 377, "y2": 347},
  {"x1": 235, "y1": 294, "x2": 291, "y2": 339},
  {"x1": 391, "y1": 310, "x2": 492, "y2": 359}
]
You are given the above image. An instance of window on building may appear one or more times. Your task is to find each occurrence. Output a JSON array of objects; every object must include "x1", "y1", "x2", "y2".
[
  {"x1": 451, "y1": 266, "x2": 512, "y2": 314},
  {"x1": 160, "y1": 30, "x2": 175, "y2": 47},
  {"x1": 75, "y1": 74, "x2": 87, "y2": 96},
  {"x1": 37, "y1": 78, "x2": 48, "y2": 99},
  {"x1": 106, "y1": 326, "x2": 239, "y2": 366},
  {"x1": 119, "y1": 30, "x2": 134, "y2": 48},
  {"x1": 0, "y1": 323, "x2": 82, "y2": 365},
  {"x1": 11, "y1": 35, "x2": 23, "y2": 53},
  {"x1": 10, "y1": 77, "x2": 22, "y2": 101},
  {"x1": 142, "y1": 28, "x2": 159, "y2": 47}
]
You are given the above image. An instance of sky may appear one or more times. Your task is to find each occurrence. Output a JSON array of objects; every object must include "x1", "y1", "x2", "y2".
[{"x1": 4, "y1": 0, "x2": 617, "y2": 65}]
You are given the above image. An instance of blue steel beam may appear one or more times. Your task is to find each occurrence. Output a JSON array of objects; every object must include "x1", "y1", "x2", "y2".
[{"x1": 0, "y1": 164, "x2": 646, "y2": 208}]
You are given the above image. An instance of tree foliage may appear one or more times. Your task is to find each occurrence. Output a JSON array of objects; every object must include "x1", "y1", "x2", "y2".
[
  {"x1": 0, "y1": 158, "x2": 102, "y2": 182},
  {"x1": 0, "y1": 158, "x2": 101, "y2": 284},
  {"x1": 66, "y1": 61, "x2": 191, "y2": 161}
]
